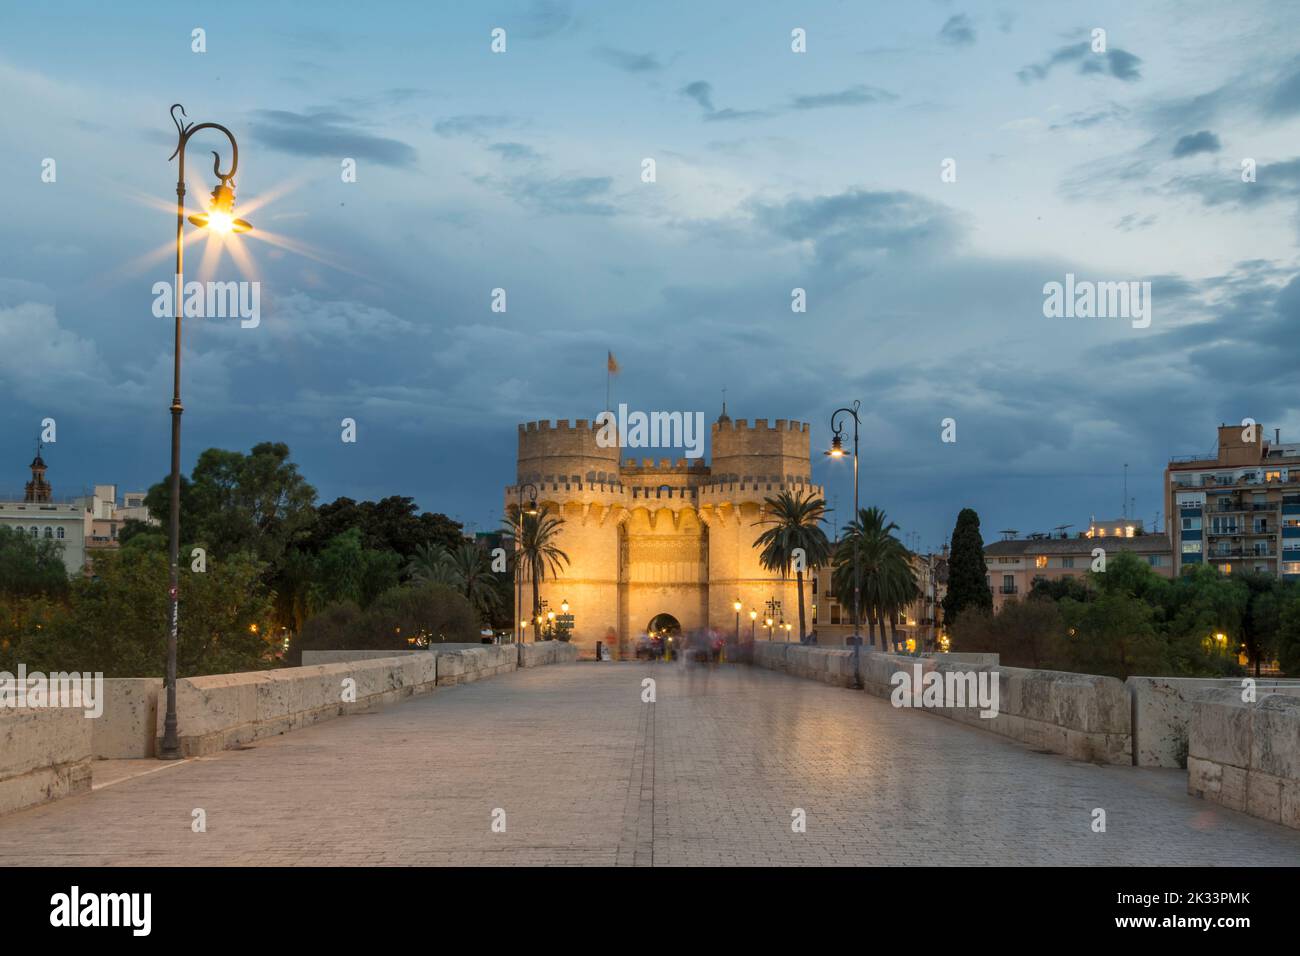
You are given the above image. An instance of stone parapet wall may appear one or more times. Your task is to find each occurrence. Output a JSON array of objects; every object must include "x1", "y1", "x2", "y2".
[
  {"x1": 302, "y1": 647, "x2": 483, "y2": 665},
  {"x1": 434, "y1": 644, "x2": 518, "y2": 685},
  {"x1": 95, "y1": 678, "x2": 164, "y2": 759},
  {"x1": 156, "y1": 654, "x2": 440, "y2": 757},
  {"x1": 0, "y1": 708, "x2": 92, "y2": 816},
  {"x1": 1188, "y1": 689, "x2": 1300, "y2": 829},
  {"x1": 1128, "y1": 676, "x2": 1300, "y2": 768},
  {"x1": 750, "y1": 644, "x2": 1131, "y2": 765},
  {"x1": 518, "y1": 641, "x2": 580, "y2": 668}
]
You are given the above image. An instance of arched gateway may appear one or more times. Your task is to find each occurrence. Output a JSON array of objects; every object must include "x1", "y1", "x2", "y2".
[{"x1": 506, "y1": 407, "x2": 821, "y2": 660}]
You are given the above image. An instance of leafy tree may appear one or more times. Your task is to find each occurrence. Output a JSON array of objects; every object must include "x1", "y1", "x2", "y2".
[
  {"x1": 1278, "y1": 592, "x2": 1300, "y2": 676},
  {"x1": 308, "y1": 496, "x2": 462, "y2": 558},
  {"x1": 1028, "y1": 574, "x2": 1091, "y2": 604},
  {"x1": 1237, "y1": 572, "x2": 1284, "y2": 677},
  {"x1": 7, "y1": 547, "x2": 273, "y2": 677},
  {"x1": 754, "y1": 491, "x2": 832, "y2": 642},
  {"x1": 1060, "y1": 590, "x2": 1169, "y2": 679},
  {"x1": 309, "y1": 528, "x2": 402, "y2": 611},
  {"x1": 942, "y1": 508, "x2": 992, "y2": 626},
  {"x1": 144, "y1": 442, "x2": 317, "y2": 565},
  {"x1": 950, "y1": 598, "x2": 1066, "y2": 668},
  {"x1": 0, "y1": 525, "x2": 69, "y2": 598},
  {"x1": 289, "y1": 584, "x2": 478, "y2": 662}
]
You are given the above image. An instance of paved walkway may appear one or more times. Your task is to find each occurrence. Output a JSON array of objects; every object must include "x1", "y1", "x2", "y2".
[{"x1": 2, "y1": 663, "x2": 1298, "y2": 865}]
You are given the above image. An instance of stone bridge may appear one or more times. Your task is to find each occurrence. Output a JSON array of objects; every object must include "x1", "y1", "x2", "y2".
[{"x1": 1, "y1": 653, "x2": 1298, "y2": 866}]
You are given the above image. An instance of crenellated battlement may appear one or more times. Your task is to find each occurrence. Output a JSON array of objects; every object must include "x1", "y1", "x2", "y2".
[
  {"x1": 519, "y1": 419, "x2": 600, "y2": 434},
  {"x1": 711, "y1": 418, "x2": 810, "y2": 433}
]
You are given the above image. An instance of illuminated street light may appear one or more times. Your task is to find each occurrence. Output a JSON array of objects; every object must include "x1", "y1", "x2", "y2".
[{"x1": 159, "y1": 104, "x2": 252, "y2": 761}]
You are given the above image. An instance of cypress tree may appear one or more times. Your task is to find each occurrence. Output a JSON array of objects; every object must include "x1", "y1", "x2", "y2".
[{"x1": 942, "y1": 507, "x2": 993, "y2": 625}]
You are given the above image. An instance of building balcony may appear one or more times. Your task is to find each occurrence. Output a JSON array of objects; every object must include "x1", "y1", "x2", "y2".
[{"x1": 999, "y1": 585, "x2": 1018, "y2": 594}]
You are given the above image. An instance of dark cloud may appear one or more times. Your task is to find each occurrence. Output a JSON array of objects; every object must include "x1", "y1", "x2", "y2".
[
  {"x1": 488, "y1": 142, "x2": 542, "y2": 163},
  {"x1": 1171, "y1": 130, "x2": 1221, "y2": 158},
  {"x1": 1048, "y1": 103, "x2": 1129, "y2": 130},
  {"x1": 1167, "y1": 157, "x2": 1300, "y2": 208},
  {"x1": 594, "y1": 46, "x2": 661, "y2": 72},
  {"x1": 248, "y1": 110, "x2": 417, "y2": 166},
  {"x1": 938, "y1": 14, "x2": 976, "y2": 47},
  {"x1": 1115, "y1": 213, "x2": 1157, "y2": 232},
  {"x1": 1018, "y1": 41, "x2": 1142, "y2": 84},
  {"x1": 514, "y1": 0, "x2": 573, "y2": 39},
  {"x1": 752, "y1": 188, "x2": 965, "y2": 265},
  {"x1": 490, "y1": 173, "x2": 616, "y2": 216},
  {"x1": 435, "y1": 114, "x2": 519, "y2": 138},
  {"x1": 682, "y1": 81, "x2": 894, "y2": 122},
  {"x1": 1265, "y1": 61, "x2": 1300, "y2": 116},
  {"x1": 680, "y1": 81, "x2": 715, "y2": 113},
  {"x1": 789, "y1": 85, "x2": 896, "y2": 110}
]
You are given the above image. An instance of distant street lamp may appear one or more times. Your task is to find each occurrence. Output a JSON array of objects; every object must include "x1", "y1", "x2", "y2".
[
  {"x1": 828, "y1": 399, "x2": 864, "y2": 690},
  {"x1": 159, "y1": 105, "x2": 252, "y2": 761},
  {"x1": 733, "y1": 598, "x2": 742, "y2": 645},
  {"x1": 749, "y1": 608, "x2": 757, "y2": 642},
  {"x1": 513, "y1": 483, "x2": 539, "y2": 645}
]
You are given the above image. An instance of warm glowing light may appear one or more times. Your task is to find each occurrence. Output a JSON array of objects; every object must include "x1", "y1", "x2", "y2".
[
  {"x1": 733, "y1": 599, "x2": 742, "y2": 612},
  {"x1": 826, "y1": 434, "x2": 845, "y2": 458},
  {"x1": 561, "y1": 600, "x2": 569, "y2": 613},
  {"x1": 1214, "y1": 632, "x2": 1228, "y2": 645},
  {"x1": 547, "y1": 611, "x2": 555, "y2": 621},
  {"x1": 749, "y1": 609, "x2": 757, "y2": 620}
]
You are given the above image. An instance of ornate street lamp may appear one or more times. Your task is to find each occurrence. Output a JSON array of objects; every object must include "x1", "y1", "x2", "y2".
[
  {"x1": 159, "y1": 105, "x2": 252, "y2": 761},
  {"x1": 749, "y1": 608, "x2": 757, "y2": 643},
  {"x1": 733, "y1": 598, "x2": 742, "y2": 645},
  {"x1": 828, "y1": 400, "x2": 864, "y2": 690}
]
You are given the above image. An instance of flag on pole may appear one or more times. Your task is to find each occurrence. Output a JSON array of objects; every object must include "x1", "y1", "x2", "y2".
[{"x1": 605, "y1": 351, "x2": 620, "y2": 412}]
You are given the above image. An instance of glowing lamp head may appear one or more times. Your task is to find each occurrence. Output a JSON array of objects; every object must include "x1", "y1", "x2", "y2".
[
  {"x1": 188, "y1": 182, "x2": 251, "y2": 234},
  {"x1": 749, "y1": 610, "x2": 757, "y2": 621},
  {"x1": 733, "y1": 600, "x2": 742, "y2": 612},
  {"x1": 560, "y1": 600, "x2": 569, "y2": 613},
  {"x1": 524, "y1": 497, "x2": 540, "y2": 516},
  {"x1": 826, "y1": 433, "x2": 845, "y2": 458}
]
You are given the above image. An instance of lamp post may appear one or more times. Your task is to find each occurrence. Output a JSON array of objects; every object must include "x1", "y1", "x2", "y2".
[
  {"x1": 749, "y1": 608, "x2": 757, "y2": 642},
  {"x1": 732, "y1": 599, "x2": 742, "y2": 646},
  {"x1": 828, "y1": 400, "x2": 863, "y2": 690},
  {"x1": 159, "y1": 105, "x2": 252, "y2": 761},
  {"x1": 513, "y1": 483, "x2": 539, "y2": 645}
]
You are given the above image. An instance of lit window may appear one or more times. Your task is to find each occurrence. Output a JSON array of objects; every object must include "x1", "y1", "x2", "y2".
[{"x1": 1035, "y1": 555, "x2": 1048, "y2": 569}]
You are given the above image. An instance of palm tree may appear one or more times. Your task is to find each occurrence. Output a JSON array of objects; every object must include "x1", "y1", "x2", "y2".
[
  {"x1": 880, "y1": 539, "x2": 920, "y2": 652},
  {"x1": 501, "y1": 504, "x2": 570, "y2": 621},
  {"x1": 833, "y1": 507, "x2": 902, "y2": 648},
  {"x1": 404, "y1": 542, "x2": 459, "y2": 588},
  {"x1": 447, "y1": 540, "x2": 503, "y2": 623},
  {"x1": 754, "y1": 490, "x2": 832, "y2": 641}
]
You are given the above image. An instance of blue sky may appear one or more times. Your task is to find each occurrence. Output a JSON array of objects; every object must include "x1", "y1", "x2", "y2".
[{"x1": 2, "y1": 0, "x2": 1299, "y2": 548}]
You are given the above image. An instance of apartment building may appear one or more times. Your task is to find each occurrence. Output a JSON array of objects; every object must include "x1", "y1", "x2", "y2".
[
  {"x1": 985, "y1": 518, "x2": 1174, "y2": 612},
  {"x1": 1166, "y1": 422, "x2": 1300, "y2": 581}
]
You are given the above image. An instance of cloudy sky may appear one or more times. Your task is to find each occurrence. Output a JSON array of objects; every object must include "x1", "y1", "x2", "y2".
[{"x1": 2, "y1": 0, "x2": 1299, "y2": 548}]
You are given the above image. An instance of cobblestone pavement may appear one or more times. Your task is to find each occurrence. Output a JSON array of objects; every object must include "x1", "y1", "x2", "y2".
[{"x1": 2, "y1": 663, "x2": 1298, "y2": 865}]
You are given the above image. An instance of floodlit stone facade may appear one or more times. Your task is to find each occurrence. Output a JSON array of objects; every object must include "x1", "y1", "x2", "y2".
[{"x1": 506, "y1": 410, "x2": 823, "y2": 659}]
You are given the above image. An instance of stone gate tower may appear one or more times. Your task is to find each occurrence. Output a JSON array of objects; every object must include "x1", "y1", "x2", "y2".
[{"x1": 506, "y1": 408, "x2": 822, "y2": 659}]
